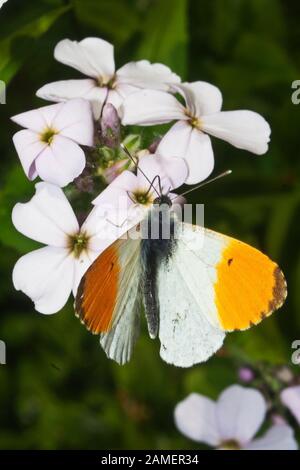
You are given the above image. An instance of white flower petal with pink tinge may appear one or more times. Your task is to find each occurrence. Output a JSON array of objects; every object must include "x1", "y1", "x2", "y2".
[
  {"x1": 173, "y1": 81, "x2": 223, "y2": 116},
  {"x1": 244, "y1": 425, "x2": 298, "y2": 450},
  {"x1": 216, "y1": 385, "x2": 266, "y2": 445},
  {"x1": 13, "y1": 246, "x2": 75, "y2": 314},
  {"x1": 93, "y1": 170, "x2": 139, "y2": 208},
  {"x1": 158, "y1": 121, "x2": 214, "y2": 184},
  {"x1": 81, "y1": 206, "x2": 123, "y2": 253},
  {"x1": 137, "y1": 154, "x2": 188, "y2": 191},
  {"x1": 35, "y1": 135, "x2": 86, "y2": 187},
  {"x1": 54, "y1": 37, "x2": 115, "y2": 80},
  {"x1": 12, "y1": 183, "x2": 79, "y2": 247},
  {"x1": 36, "y1": 79, "x2": 108, "y2": 119},
  {"x1": 37, "y1": 78, "x2": 97, "y2": 102},
  {"x1": 72, "y1": 250, "x2": 99, "y2": 296},
  {"x1": 121, "y1": 89, "x2": 186, "y2": 125},
  {"x1": 52, "y1": 99, "x2": 94, "y2": 146},
  {"x1": 12, "y1": 100, "x2": 94, "y2": 146},
  {"x1": 202, "y1": 110, "x2": 271, "y2": 155},
  {"x1": 117, "y1": 60, "x2": 180, "y2": 90},
  {"x1": 12, "y1": 100, "x2": 93, "y2": 185},
  {"x1": 11, "y1": 103, "x2": 61, "y2": 132},
  {"x1": 174, "y1": 393, "x2": 220, "y2": 446},
  {"x1": 12, "y1": 130, "x2": 45, "y2": 179},
  {"x1": 280, "y1": 386, "x2": 300, "y2": 425}
]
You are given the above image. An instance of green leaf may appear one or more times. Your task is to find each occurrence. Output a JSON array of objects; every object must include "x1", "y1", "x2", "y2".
[
  {"x1": 266, "y1": 192, "x2": 300, "y2": 259},
  {"x1": 0, "y1": 4, "x2": 70, "y2": 83},
  {"x1": 183, "y1": 357, "x2": 237, "y2": 399},
  {"x1": 136, "y1": 0, "x2": 188, "y2": 78},
  {"x1": 73, "y1": 0, "x2": 140, "y2": 47},
  {"x1": 226, "y1": 317, "x2": 289, "y2": 365}
]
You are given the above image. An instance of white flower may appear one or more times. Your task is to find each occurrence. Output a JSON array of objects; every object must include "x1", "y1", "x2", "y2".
[
  {"x1": 281, "y1": 386, "x2": 300, "y2": 425},
  {"x1": 12, "y1": 183, "x2": 114, "y2": 314},
  {"x1": 0, "y1": 0, "x2": 8, "y2": 9},
  {"x1": 92, "y1": 153, "x2": 188, "y2": 233},
  {"x1": 11, "y1": 99, "x2": 94, "y2": 187},
  {"x1": 175, "y1": 385, "x2": 298, "y2": 450},
  {"x1": 36, "y1": 37, "x2": 181, "y2": 118},
  {"x1": 122, "y1": 82, "x2": 271, "y2": 184}
]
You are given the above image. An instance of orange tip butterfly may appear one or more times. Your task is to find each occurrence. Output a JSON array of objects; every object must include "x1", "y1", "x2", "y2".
[{"x1": 75, "y1": 172, "x2": 287, "y2": 367}]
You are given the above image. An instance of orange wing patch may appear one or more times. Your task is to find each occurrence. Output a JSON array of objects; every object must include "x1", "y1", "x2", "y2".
[
  {"x1": 75, "y1": 242, "x2": 121, "y2": 334},
  {"x1": 214, "y1": 239, "x2": 287, "y2": 331}
]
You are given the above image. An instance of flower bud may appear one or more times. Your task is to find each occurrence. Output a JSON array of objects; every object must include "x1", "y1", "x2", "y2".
[
  {"x1": 238, "y1": 366, "x2": 255, "y2": 383},
  {"x1": 100, "y1": 103, "x2": 121, "y2": 148}
]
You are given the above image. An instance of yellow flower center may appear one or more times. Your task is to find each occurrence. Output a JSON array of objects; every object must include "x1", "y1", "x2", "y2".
[
  {"x1": 219, "y1": 439, "x2": 241, "y2": 450},
  {"x1": 40, "y1": 128, "x2": 57, "y2": 145},
  {"x1": 132, "y1": 190, "x2": 154, "y2": 206},
  {"x1": 69, "y1": 232, "x2": 90, "y2": 258},
  {"x1": 189, "y1": 115, "x2": 203, "y2": 130},
  {"x1": 97, "y1": 74, "x2": 116, "y2": 89}
]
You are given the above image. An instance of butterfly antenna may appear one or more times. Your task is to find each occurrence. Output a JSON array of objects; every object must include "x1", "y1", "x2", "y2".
[
  {"x1": 174, "y1": 170, "x2": 232, "y2": 199},
  {"x1": 120, "y1": 143, "x2": 160, "y2": 197}
]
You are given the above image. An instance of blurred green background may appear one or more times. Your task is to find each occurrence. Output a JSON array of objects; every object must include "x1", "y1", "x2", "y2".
[{"x1": 0, "y1": 0, "x2": 300, "y2": 450}]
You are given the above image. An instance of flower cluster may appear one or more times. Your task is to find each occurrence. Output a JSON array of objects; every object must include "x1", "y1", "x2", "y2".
[{"x1": 11, "y1": 36, "x2": 270, "y2": 314}]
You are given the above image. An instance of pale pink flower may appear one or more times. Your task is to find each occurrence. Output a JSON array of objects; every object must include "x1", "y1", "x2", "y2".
[
  {"x1": 11, "y1": 99, "x2": 94, "y2": 187},
  {"x1": 36, "y1": 37, "x2": 180, "y2": 118},
  {"x1": 12, "y1": 183, "x2": 115, "y2": 314},
  {"x1": 175, "y1": 385, "x2": 297, "y2": 450},
  {"x1": 122, "y1": 82, "x2": 271, "y2": 184},
  {"x1": 281, "y1": 386, "x2": 300, "y2": 425},
  {"x1": 93, "y1": 153, "x2": 188, "y2": 233}
]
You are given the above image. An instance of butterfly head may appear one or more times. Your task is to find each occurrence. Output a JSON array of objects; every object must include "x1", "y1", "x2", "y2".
[{"x1": 153, "y1": 194, "x2": 172, "y2": 208}]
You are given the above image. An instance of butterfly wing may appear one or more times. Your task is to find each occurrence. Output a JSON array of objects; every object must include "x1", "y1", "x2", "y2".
[
  {"x1": 171, "y1": 221, "x2": 286, "y2": 331},
  {"x1": 157, "y1": 220, "x2": 286, "y2": 367},
  {"x1": 157, "y1": 258, "x2": 225, "y2": 367},
  {"x1": 75, "y1": 235, "x2": 142, "y2": 364}
]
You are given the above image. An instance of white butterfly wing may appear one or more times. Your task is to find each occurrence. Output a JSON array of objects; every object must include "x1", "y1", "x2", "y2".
[{"x1": 157, "y1": 225, "x2": 225, "y2": 367}]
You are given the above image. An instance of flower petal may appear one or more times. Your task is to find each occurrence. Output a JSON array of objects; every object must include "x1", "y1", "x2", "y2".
[
  {"x1": 12, "y1": 130, "x2": 46, "y2": 180},
  {"x1": 117, "y1": 60, "x2": 180, "y2": 91},
  {"x1": 106, "y1": 89, "x2": 125, "y2": 113},
  {"x1": 36, "y1": 79, "x2": 108, "y2": 119},
  {"x1": 245, "y1": 425, "x2": 298, "y2": 450},
  {"x1": 158, "y1": 121, "x2": 214, "y2": 184},
  {"x1": 81, "y1": 206, "x2": 123, "y2": 252},
  {"x1": 174, "y1": 393, "x2": 220, "y2": 446},
  {"x1": 202, "y1": 110, "x2": 271, "y2": 155},
  {"x1": 36, "y1": 78, "x2": 97, "y2": 102},
  {"x1": 13, "y1": 246, "x2": 74, "y2": 314},
  {"x1": 72, "y1": 250, "x2": 99, "y2": 296},
  {"x1": 216, "y1": 385, "x2": 266, "y2": 445},
  {"x1": 35, "y1": 135, "x2": 86, "y2": 187},
  {"x1": 280, "y1": 386, "x2": 300, "y2": 425},
  {"x1": 11, "y1": 103, "x2": 64, "y2": 132},
  {"x1": 138, "y1": 154, "x2": 188, "y2": 191},
  {"x1": 121, "y1": 90, "x2": 185, "y2": 126},
  {"x1": 54, "y1": 37, "x2": 115, "y2": 79},
  {"x1": 93, "y1": 170, "x2": 139, "y2": 206},
  {"x1": 174, "y1": 81, "x2": 223, "y2": 116},
  {"x1": 12, "y1": 182, "x2": 79, "y2": 246},
  {"x1": 52, "y1": 98, "x2": 94, "y2": 146}
]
